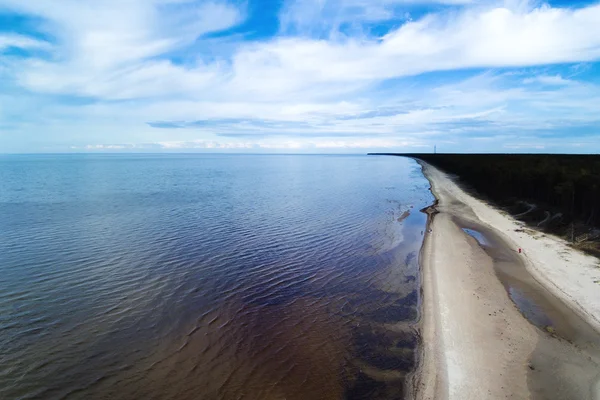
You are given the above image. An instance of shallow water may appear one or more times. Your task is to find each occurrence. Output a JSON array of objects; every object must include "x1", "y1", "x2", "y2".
[
  {"x1": 462, "y1": 228, "x2": 489, "y2": 246},
  {"x1": 0, "y1": 154, "x2": 433, "y2": 400}
]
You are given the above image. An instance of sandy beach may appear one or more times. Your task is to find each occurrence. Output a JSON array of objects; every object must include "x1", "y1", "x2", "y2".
[{"x1": 414, "y1": 161, "x2": 600, "y2": 400}]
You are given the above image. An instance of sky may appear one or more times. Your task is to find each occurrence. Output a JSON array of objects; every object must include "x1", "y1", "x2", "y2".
[{"x1": 1, "y1": 0, "x2": 600, "y2": 153}]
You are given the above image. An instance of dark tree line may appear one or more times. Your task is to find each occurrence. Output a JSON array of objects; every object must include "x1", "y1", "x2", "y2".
[{"x1": 371, "y1": 153, "x2": 600, "y2": 229}]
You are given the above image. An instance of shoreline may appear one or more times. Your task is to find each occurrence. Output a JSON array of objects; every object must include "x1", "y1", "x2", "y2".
[{"x1": 413, "y1": 160, "x2": 600, "y2": 400}]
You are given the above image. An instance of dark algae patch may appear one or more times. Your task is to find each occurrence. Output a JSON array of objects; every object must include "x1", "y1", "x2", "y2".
[
  {"x1": 346, "y1": 372, "x2": 404, "y2": 400},
  {"x1": 341, "y1": 288, "x2": 420, "y2": 399}
]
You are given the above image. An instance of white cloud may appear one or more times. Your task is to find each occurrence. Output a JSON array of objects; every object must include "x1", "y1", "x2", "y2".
[
  {"x1": 79, "y1": 137, "x2": 424, "y2": 150},
  {"x1": 278, "y1": 0, "x2": 475, "y2": 36},
  {"x1": 0, "y1": 0, "x2": 242, "y2": 99},
  {"x1": 5, "y1": 1, "x2": 600, "y2": 101},
  {"x1": 85, "y1": 144, "x2": 130, "y2": 150},
  {"x1": 523, "y1": 74, "x2": 573, "y2": 85},
  {"x1": 265, "y1": 3, "x2": 600, "y2": 85},
  {"x1": 157, "y1": 140, "x2": 255, "y2": 149},
  {"x1": 0, "y1": 34, "x2": 50, "y2": 50},
  {"x1": 2, "y1": 0, "x2": 600, "y2": 152},
  {"x1": 503, "y1": 143, "x2": 546, "y2": 149}
]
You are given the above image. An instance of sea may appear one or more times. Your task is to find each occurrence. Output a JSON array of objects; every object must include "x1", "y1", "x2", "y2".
[{"x1": 0, "y1": 154, "x2": 433, "y2": 400}]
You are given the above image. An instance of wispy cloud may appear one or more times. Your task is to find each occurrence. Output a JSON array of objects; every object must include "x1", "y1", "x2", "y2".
[
  {"x1": 523, "y1": 74, "x2": 574, "y2": 86},
  {"x1": 0, "y1": 34, "x2": 50, "y2": 51},
  {"x1": 76, "y1": 137, "x2": 423, "y2": 151}
]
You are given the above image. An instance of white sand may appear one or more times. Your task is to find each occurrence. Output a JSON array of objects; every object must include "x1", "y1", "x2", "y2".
[
  {"x1": 424, "y1": 162, "x2": 600, "y2": 333},
  {"x1": 414, "y1": 161, "x2": 600, "y2": 400}
]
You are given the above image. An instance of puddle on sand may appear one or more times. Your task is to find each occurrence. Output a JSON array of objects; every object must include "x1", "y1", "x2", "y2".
[
  {"x1": 508, "y1": 286, "x2": 553, "y2": 328},
  {"x1": 462, "y1": 228, "x2": 489, "y2": 246},
  {"x1": 460, "y1": 225, "x2": 554, "y2": 332}
]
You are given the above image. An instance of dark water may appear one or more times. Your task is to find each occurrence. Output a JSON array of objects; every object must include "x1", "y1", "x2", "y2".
[{"x1": 0, "y1": 154, "x2": 433, "y2": 400}]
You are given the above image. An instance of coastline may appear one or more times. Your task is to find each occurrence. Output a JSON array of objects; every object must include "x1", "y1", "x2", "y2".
[{"x1": 413, "y1": 160, "x2": 600, "y2": 400}]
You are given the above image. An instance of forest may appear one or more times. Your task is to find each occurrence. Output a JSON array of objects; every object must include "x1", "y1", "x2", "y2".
[{"x1": 371, "y1": 153, "x2": 600, "y2": 254}]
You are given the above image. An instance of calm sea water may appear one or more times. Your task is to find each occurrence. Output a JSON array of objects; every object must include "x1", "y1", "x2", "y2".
[{"x1": 0, "y1": 154, "x2": 433, "y2": 400}]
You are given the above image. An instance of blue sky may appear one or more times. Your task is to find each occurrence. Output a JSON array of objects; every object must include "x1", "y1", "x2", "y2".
[{"x1": 1, "y1": 0, "x2": 600, "y2": 153}]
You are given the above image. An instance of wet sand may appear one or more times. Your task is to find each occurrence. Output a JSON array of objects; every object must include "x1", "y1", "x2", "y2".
[{"x1": 414, "y1": 161, "x2": 600, "y2": 400}]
